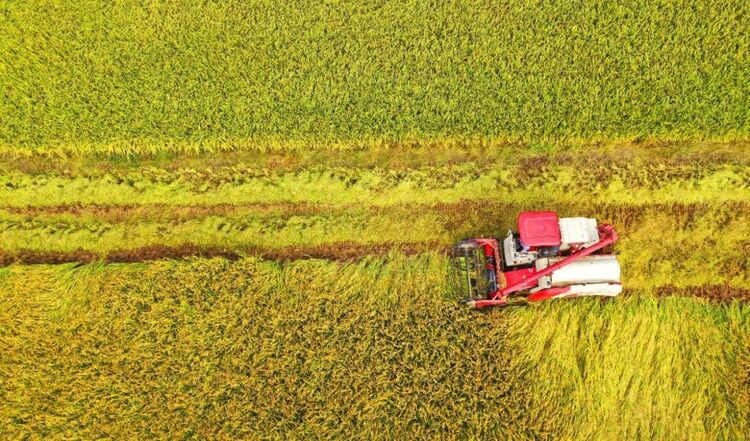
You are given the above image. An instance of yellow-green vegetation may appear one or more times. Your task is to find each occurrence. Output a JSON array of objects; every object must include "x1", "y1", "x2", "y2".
[
  {"x1": 0, "y1": 202, "x2": 748, "y2": 292},
  {"x1": 1, "y1": 257, "x2": 748, "y2": 439},
  {"x1": 1, "y1": 159, "x2": 750, "y2": 207},
  {"x1": 0, "y1": 143, "x2": 749, "y2": 439},
  {"x1": 1, "y1": 1, "x2": 749, "y2": 153},
  {"x1": 0, "y1": 257, "x2": 534, "y2": 439},
  {"x1": 506, "y1": 297, "x2": 750, "y2": 440},
  {"x1": 0, "y1": 145, "x2": 747, "y2": 289},
  {"x1": 2, "y1": 0, "x2": 749, "y2": 434}
]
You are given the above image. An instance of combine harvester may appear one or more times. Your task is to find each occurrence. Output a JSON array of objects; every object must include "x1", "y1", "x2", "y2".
[{"x1": 451, "y1": 211, "x2": 622, "y2": 309}]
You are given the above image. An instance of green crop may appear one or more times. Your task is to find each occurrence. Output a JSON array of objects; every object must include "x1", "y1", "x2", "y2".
[{"x1": 1, "y1": 1, "x2": 749, "y2": 154}]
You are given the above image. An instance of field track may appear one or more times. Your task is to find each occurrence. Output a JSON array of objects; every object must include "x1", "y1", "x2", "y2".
[
  {"x1": 0, "y1": 242, "x2": 437, "y2": 265},
  {"x1": 4, "y1": 200, "x2": 750, "y2": 225}
]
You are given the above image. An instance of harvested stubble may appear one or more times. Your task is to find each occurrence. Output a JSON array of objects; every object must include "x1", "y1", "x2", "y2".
[
  {"x1": 1, "y1": 141, "x2": 748, "y2": 177},
  {"x1": 0, "y1": 242, "x2": 440, "y2": 266},
  {"x1": 1, "y1": 160, "x2": 748, "y2": 208},
  {"x1": 0, "y1": 200, "x2": 748, "y2": 297},
  {"x1": 1, "y1": 255, "x2": 748, "y2": 440}
]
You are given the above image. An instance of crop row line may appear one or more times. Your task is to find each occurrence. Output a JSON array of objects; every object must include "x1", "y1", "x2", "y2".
[{"x1": 3, "y1": 200, "x2": 748, "y2": 226}]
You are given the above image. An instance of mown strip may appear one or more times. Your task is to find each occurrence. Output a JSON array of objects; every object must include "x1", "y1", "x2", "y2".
[
  {"x1": 0, "y1": 202, "x2": 335, "y2": 223},
  {"x1": 0, "y1": 201, "x2": 746, "y2": 252},
  {"x1": 1, "y1": 141, "x2": 748, "y2": 176},
  {"x1": 0, "y1": 200, "x2": 747, "y2": 292},
  {"x1": 0, "y1": 246, "x2": 747, "y2": 304},
  {"x1": 1, "y1": 162, "x2": 748, "y2": 208},
  {"x1": 0, "y1": 202, "x2": 745, "y2": 254},
  {"x1": 4, "y1": 200, "x2": 750, "y2": 230}
]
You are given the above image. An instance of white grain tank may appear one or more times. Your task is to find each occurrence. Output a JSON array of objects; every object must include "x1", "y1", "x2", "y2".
[
  {"x1": 535, "y1": 255, "x2": 621, "y2": 287},
  {"x1": 534, "y1": 216, "x2": 622, "y2": 296}
]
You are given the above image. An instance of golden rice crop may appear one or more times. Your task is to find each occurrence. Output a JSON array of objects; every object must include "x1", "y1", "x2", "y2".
[
  {"x1": 1, "y1": 256, "x2": 747, "y2": 439},
  {"x1": 505, "y1": 296, "x2": 750, "y2": 440},
  {"x1": 1, "y1": 1, "x2": 749, "y2": 154},
  {"x1": 0, "y1": 256, "x2": 538, "y2": 439}
]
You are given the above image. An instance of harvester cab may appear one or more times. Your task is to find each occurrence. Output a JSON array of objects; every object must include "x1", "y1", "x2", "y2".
[{"x1": 450, "y1": 211, "x2": 621, "y2": 309}]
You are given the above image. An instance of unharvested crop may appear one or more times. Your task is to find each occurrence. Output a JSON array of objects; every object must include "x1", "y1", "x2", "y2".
[
  {"x1": 0, "y1": 256, "x2": 537, "y2": 439},
  {"x1": 1, "y1": 1, "x2": 749, "y2": 154},
  {"x1": 505, "y1": 297, "x2": 750, "y2": 440},
  {"x1": 1, "y1": 256, "x2": 747, "y2": 439}
]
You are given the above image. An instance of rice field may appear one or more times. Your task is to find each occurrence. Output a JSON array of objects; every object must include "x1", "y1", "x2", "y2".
[
  {"x1": 0, "y1": 143, "x2": 749, "y2": 439},
  {"x1": 2, "y1": 1, "x2": 749, "y2": 439},
  {"x1": 1, "y1": 1, "x2": 749, "y2": 154},
  {"x1": 1, "y1": 257, "x2": 748, "y2": 439}
]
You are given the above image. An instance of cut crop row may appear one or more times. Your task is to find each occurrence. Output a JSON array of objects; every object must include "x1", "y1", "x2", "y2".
[{"x1": 0, "y1": 163, "x2": 748, "y2": 208}]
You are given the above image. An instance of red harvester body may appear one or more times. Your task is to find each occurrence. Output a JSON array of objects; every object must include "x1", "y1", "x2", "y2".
[{"x1": 450, "y1": 211, "x2": 622, "y2": 309}]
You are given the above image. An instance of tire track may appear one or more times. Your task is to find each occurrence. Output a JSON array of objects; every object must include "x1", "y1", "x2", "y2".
[
  {"x1": 0, "y1": 241, "x2": 444, "y2": 265},
  {"x1": 2, "y1": 141, "x2": 747, "y2": 176}
]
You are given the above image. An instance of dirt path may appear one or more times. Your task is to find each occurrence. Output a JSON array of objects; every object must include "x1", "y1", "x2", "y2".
[{"x1": 0, "y1": 242, "x2": 442, "y2": 265}]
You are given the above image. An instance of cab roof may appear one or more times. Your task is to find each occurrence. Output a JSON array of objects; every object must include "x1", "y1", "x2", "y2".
[{"x1": 518, "y1": 211, "x2": 562, "y2": 247}]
